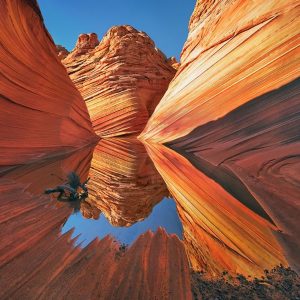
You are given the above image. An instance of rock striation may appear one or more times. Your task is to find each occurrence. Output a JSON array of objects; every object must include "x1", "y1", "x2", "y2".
[
  {"x1": 62, "y1": 26, "x2": 177, "y2": 137},
  {"x1": 140, "y1": 0, "x2": 300, "y2": 272},
  {"x1": 0, "y1": 0, "x2": 96, "y2": 172},
  {"x1": 84, "y1": 137, "x2": 168, "y2": 226}
]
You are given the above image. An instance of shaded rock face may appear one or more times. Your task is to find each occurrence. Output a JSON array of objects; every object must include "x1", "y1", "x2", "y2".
[
  {"x1": 0, "y1": 0, "x2": 96, "y2": 171},
  {"x1": 140, "y1": 0, "x2": 300, "y2": 275},
  {"x1": 0, "y1": 149, "x2": 191, "y2": 300},
  {"x1": 62, "y1": 25, "x2": 176, "y2": 137},
  {"x1": 84, "y1": 137, "x2": 168, "y2": 226}
]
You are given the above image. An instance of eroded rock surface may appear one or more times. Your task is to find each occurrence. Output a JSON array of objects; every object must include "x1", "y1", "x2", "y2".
[
  {"x1": 62, "y1": 26, "x2": 176, "y2": 137},
  {"x1": 0, "y1": 0, "x2": 96, "y2": 171}
]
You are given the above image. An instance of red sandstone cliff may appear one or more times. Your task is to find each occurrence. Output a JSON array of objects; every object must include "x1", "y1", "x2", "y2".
[
  {"x1": 140, "y1": 0, "x2": 300, "y2": 273},
  {"x1": 0, "y1": 0, "x2": 96, "y2": 172},
  {"x1": 62, "y1": 26, "x2": 177, "y2": 137}
]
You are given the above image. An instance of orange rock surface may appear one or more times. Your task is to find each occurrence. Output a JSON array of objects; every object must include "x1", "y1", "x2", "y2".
[
  {"x1": 0, "y1": 0, "x2": 96, "y2": 171},
  {"x1": 140, "y1": 0, "x2": 300, "y2": 272},
  {"x1": 62, "y1": 26, "x2": 176, "y2": 137},
  {"x1": 141, "y1": 0, "x2": 300, "y2": 143},
  {"x1": 0, "y1": 150, "x2": 191, "y2": 300},
  {"x1": 85, "y1": 137, "x2": 168, "y2": 225}
]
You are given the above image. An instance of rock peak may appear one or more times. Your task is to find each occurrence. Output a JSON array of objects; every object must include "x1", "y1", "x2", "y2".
[
  {"x1": 62, "y1": 25, "x2": 176, "y2": 137},
  {"x1": 73, "y1": 32, "x2": 99, "y2": 56}
]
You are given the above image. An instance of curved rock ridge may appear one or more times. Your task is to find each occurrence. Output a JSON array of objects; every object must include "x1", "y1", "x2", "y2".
[
  {"x1": 144, "y1": 143, "x2": 289, "y2": 277},
  {"x1": 62, "y1": 25, "x2": 177, "y2": 137},
  {"x1": 84, "y1": 137, "x2": 168, "y2": 226},
  {"x1": 0, "y1": 0, "x2": 96, "y2": 171},
  {"x1": 0, "y1": 151, "x2": 191, "y2": 300},
  {"x1": 140, "y1": 0, "x2": 300, "y2": 142}
]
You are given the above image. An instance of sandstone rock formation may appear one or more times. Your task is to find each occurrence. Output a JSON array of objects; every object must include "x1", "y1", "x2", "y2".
[
  {"x1": 167, "y1": 57, "x2": 180, "y2": 70},
  {"x1": 56, "y1": 45, "x2": 69, "y2": 60},
  {"x1": 0, "y1": 150, "x2": 191, "y2": 300},
  {"x1": 140, "y1": 0, "x2": 300, "y2": 273},
  {"x1": 69, "y1": 33, "x2": 99, "y2": 58},
  {"x1": 84, "y1": 137, "x2": 168, "y2": 226},
  {"x1": 0, "y1": 0, "x2": 96, "y2": 172},
  {"x1": 62, "y1": 26, "x2": 176, "y2": 137}
]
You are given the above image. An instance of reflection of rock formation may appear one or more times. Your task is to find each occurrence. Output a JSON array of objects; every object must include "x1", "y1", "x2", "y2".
[
  {"x1": 0, "y1": 0, "x2": 96, "y2": 171},
  {"x1": 140, "y1": 0, "x2": 300, "y2": 273},
  {"x1": 62, "y1": 26, "x2": 176, "y2": 137},
  {"x1": 0, "y1": 146, "x2": 93, "y2": 272},
  {"x1": 145, "y1": 143, "x2": 288, "y2": 277},
  {"x1": 0, "y1": 148, "x2": 191, "y2": 299},
  {"x1": 84, "y1": 137, "x2": 168, "y2": 226}
]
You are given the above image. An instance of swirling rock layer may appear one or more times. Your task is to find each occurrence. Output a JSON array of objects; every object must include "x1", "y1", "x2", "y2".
[
  {"x1": 144, "y1": 143, "x2": 288, "y2": 277},
  {"x1": 141, "y1": 0, "x2": 300, "y2": 142},
  {"x1": 0, "y1": 0, "x2": 96, "y2": 171},
  {"x1": 62, "y1": 26, "x2": 176, "y2": 137},
  {"x1": 140, "y1": 0, "x2": 300, "y2": 272},
  {"x1": 85, "y1": 137, "x2": 168, "y2": 226}
]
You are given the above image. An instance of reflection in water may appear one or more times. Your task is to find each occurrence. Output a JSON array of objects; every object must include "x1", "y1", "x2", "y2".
[
  {"x1": 62, "y1": 197, "x2": 183, "y2": 247},
  {"x1": 144, "y1": 142, "x2": 289, "y2": 278},
  {"x1": 84, "y1": 137, "x2": 169, "y2": 226},
  {"x1": 0, "y1": 141, "x2": 190, "y2": 299},
  {"x1": 0, "y1": 134, "x2": 296, "y2": 298}
]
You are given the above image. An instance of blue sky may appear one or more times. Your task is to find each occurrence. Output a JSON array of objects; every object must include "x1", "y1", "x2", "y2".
[
  {"x1": 38, "y1": 0, "x2": 196, "y2": 60},
  {"x1": 62, "y1": 197, "x2": 183, "y2": 247}
]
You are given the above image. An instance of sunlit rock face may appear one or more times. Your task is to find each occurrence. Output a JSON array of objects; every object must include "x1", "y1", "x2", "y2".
[
  {"x1": 0, "y1": 0, "x2": 96, "y2": 171},
  {"x1": 62, "y1": 25, "x2": 176, "y2": 137},
  {"x1": 84, "y1": 137, "x2": 168, "y2": 226},
  {"x1": 140, "y1": 0, "x2": 300, "y2": 273},
  {"x1": 141, "y1": 0, "x2": 300, "y2": 142},
  {"x1": 0, "y1": 150, "x2": 191, "y2": 300},
  {"x1": 144, "y1": 143, "x2": 288, "y2": 277}
]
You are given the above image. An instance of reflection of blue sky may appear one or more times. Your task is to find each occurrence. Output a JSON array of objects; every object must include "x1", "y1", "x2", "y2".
[{"x1": 62, "y1": 197, "x2": 183, "y2": 247}]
